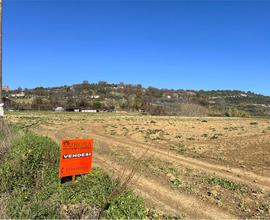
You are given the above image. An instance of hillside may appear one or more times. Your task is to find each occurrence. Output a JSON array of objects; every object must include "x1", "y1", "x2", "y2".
[{"x1": 4, "y1": 81, "x2": 270, "y2": 116}]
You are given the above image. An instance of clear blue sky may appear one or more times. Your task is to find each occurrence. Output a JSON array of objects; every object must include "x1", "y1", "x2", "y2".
[{"x1": 3, "y1": 0, "x2": 270, "y2": 95}]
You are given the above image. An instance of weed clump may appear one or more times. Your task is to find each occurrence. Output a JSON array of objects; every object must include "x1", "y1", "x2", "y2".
[
  {"x1": 207, "y1": 176, "x2": 242, "y2": 191},
  {"x1": 170, "y1": 143, "x2": 186, "y2": 154}
]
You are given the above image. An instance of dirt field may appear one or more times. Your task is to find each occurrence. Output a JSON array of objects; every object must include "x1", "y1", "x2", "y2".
[{"x1": 7, "y1": 112, "x2": 270, "y2": 219}]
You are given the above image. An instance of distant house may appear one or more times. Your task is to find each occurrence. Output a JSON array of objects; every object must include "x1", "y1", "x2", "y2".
[
  {"x1": 90, "y1": 95, "x2": 100, "y2": 99},
  {"x1": 55, "y1": 107, "x2": 64, "y2": 112},
  {"x1": 81, "y1": 109, "x2": 97, "y2": 113},
  {"x1": 2, "y1": 86, "x2": 10, "y2": 92},
  {"x1": 10, "y1": 92, "x2": 25, "y2": 98}
]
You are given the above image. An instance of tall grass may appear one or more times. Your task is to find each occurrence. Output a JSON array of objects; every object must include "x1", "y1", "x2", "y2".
[{"x1": 0, "y1": 119, "x2": 23, "y2": 162}]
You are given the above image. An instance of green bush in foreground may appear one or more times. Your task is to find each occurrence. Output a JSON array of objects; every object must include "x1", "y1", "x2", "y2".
[
  {"x1": 105, "y1": 191, "x2": 146, "y2": 219},
  {"x1": 0, "y1": 133, "x2": 147, "y2": 219}
]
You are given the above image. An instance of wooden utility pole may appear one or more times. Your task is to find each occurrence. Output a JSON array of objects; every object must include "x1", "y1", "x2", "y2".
[
  {"x1": 0, "y1": 0, "x2": 2, "y2": 104},
  {"x1": 0, "y1": 0, "x2": 3, "y2": 120}
]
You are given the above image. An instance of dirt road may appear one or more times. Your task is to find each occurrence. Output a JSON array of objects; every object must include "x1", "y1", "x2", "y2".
[{"x1": 35, "y1": 121, "x2": 270, "y2": 219}]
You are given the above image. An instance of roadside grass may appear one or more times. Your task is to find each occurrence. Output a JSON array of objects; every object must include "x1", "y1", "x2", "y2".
[
  {"x1": 0, "y1": 132, "x2": 149, "y2": 219},
  {"x1": 0, "y1": 121, "x2": 23, "y2": 162}
]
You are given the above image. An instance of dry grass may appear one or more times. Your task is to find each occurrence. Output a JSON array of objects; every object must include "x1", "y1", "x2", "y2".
[
  {"x1": 0, "y1": 118, "x2": 22, "y2": 218},
  {"x1": 0, "y1": 119, "x2": 12, "y2": 161},
  {"x1": 0, "y1": 192, "x2": 9, "y2": 219},
  {"x1": 97, "y1": 145, "x2": 151, "y2": 218}
]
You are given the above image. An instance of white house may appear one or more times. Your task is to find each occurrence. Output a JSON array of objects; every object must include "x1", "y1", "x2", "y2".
[
  {"x1": 55, "y1": 107, "x2": 64, "y2": 112},
  {"x1": 81, "y1": 109, "x2": 97, "y2": 113},
  {"x1": 10, "y1": 92, "x2": 25, "y2": 98}
]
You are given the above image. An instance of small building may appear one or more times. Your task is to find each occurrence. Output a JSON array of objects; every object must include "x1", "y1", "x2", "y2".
[
  {"x1": 81, "y1": 109, "x2": 97, "y2": 113},
  {"x1": 10, "y1": 92, "x2": 25, "y2": 98},
  {"x1": 55, "y1": 107, "x2": 64, "y2": 112},
  {"x1": 2, "y1": 86, "x2": 10, "y2": 92},
  {"x1": 90, "y1": 95, "x2": 100, "y2": 99}
]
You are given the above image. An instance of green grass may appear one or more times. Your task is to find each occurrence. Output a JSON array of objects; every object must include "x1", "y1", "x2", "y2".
[
  {"x1": 170, "y1": 143, "x2": 187, "y2": 153},
  {"x1": 146, "y1": 129, "x2": 163, "y2": 135},
  {"x1": 110, "y1": 130, "x2": 117, "y2": 135},
  {"x1": 201, "y1": 133, "x2": 208, "y2": 137},
  {"x1": 206, "y1": 176, "x2": 242, "y2": 191},
  {"x1": 105, "y1": 191, "x2": 146, "y2": 219},
  {"x1": 175, "y1": 134, "x2": 182, "y2": 139},
  {"x1": 0, "y1": 132, "x2": 148, "y2": 219},
  {"x1": 210, "y1": 134, "x2": 222, "y2": 140}
]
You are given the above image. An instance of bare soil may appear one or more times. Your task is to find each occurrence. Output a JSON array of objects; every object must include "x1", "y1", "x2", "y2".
[{"x1": 7, "y1": 112, "x2": 270, "y2": 219}]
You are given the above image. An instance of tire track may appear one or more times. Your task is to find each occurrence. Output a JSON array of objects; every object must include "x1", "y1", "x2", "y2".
[
  {"x1": 88, "y1": 124, "x2": 270, "y2": 191},
  {"x1": 94, "y1": 155, "x2": 237, "y2": 219},
  {"x1": 36, "y1": 123, "x2": 269, "y2": 219}
]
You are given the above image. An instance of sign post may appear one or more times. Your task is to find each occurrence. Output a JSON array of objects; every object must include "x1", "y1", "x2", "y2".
[
  {"x1": 72, "y1": 175, "x2": 76, "y2": 185},
  {"x1": 59, "y1": 139, "x2": 93, "y2": 181}
]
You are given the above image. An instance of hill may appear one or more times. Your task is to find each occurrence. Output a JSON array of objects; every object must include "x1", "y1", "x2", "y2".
[{"x1": 4, "y1": 81, "x2": 270, "y2": 116}]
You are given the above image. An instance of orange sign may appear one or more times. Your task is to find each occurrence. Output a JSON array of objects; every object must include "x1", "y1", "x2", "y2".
[{"x1": 59, "y1": 139, "x2": 93, "y2": 178}]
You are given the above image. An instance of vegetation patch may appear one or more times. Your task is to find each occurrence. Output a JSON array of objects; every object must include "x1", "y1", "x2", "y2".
[
  {"x1": 144, "y1": 129, "x2": 166, "y2": 141},
  {"x1": 170, "y1": 143, "x2": 187, "y2": 154},
  {"x1": 206, "y1": 176, "x2": 242, "y2": 191},
  {"x1": 0, "y1": 132, "x2": 148, "y2": 219}
]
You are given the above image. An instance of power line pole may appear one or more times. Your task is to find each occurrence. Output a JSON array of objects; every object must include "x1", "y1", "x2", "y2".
[
  {"x1": 0, "y1": 0, "x2": 2, "y2": 103},
  {"x1": 0, "y1": 0, "x2": 4, "y2": 119}
]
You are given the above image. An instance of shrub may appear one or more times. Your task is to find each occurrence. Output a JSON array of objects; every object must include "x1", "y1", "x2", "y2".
[
  {"x1": 105, "y1": 191, "x2": 146, "y2": 219},
  {"x1": 224, "y1": 108, "x2": 250, "y2": 117},
  {"x1": 209, "y1": 107, "x2": 250, "y2": 117}
]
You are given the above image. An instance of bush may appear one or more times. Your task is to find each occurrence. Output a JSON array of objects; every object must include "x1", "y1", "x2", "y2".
[
  {"x1": 105, "y1": 191, "x2": 146, "y2": 219},
  {"x1": 224, "y1": 108, "x2": 250, "y2": 117},
  {"x1": 209, "y1": 107, "x2": 250, "y2": 117}
]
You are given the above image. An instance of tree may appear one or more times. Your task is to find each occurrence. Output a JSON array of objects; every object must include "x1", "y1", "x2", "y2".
[
  {"x1": 92, "y1": 101, "x2": 102, "y2": 110},
  {"x1": 17, "y1": 87, "x2": 23, "y2": 92},
  {"x1": 66, "y1": 97, "x2": 76, "y2": 110},
  {"x1": 133, "y1": 88, "x2": 143, "y2": 110},
  {"x1": 78, "y1": 98, "x2": 89, "y2": 108}
]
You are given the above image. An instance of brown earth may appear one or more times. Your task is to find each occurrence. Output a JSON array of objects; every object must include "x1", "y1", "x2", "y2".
[{"x1": 7, "y1": 112, "x2": 270, "y2": 219}]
